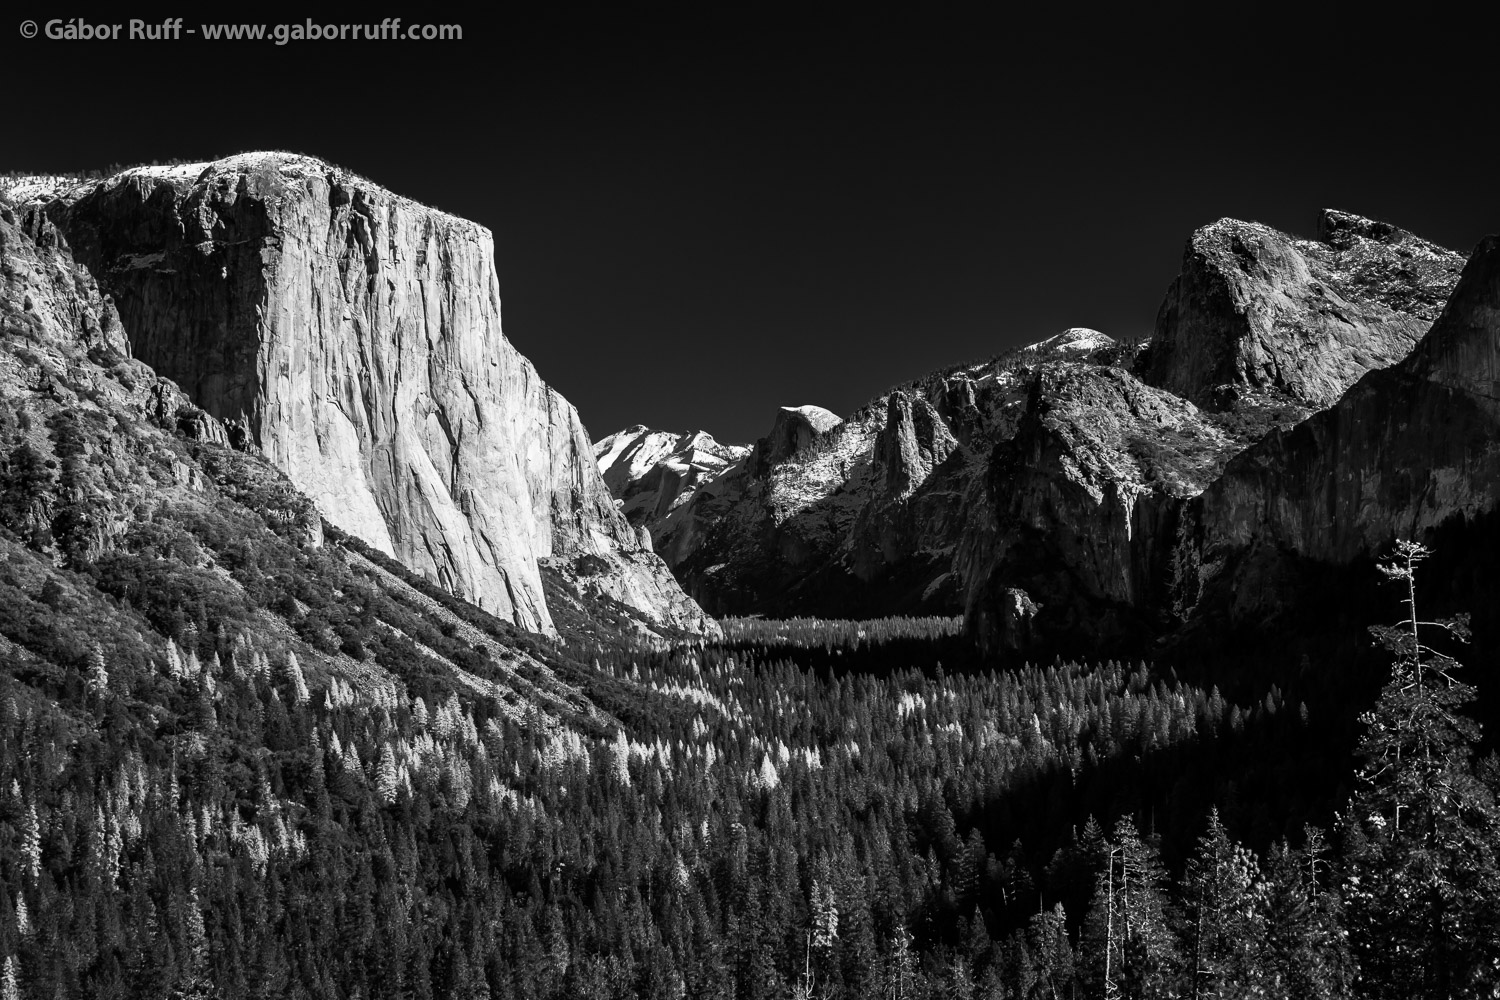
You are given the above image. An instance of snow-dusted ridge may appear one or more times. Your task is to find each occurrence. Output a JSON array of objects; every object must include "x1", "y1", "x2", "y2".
[
  {"x1": 0, "y1": 174, "x2": 90, "y2": 204},
  {"x1": 593, "y1": 426, "x2": 750, "y2": 530}
]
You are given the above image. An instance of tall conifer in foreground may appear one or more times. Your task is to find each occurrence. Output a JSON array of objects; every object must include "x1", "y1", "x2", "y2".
[
  {"x1": 1342, "y1": 540, "x2": 1500, "y2": 998},
  {"x1": 1082, "y1": 817, "x2": 1178, "y2": 1000},
  {"x1": 1181, "y1": 808, "x2": 1264, "y2": 999}
]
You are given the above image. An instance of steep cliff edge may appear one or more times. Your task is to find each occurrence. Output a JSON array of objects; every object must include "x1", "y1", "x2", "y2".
[
  {"x1": 590, "y1": 209, "x2": 1467, "y2": 648},
  {"x1": 958, "y1": 365, "x2": 1231, "y2": 652},
  {"x1": 953, "y1": 212, "x2": 1465, "y2": 654},
  {"x1": 12, "y1": 153, "x2": 712, "y2": 637},
  {"x1": 1174, "y1": 235, "x2": 1500, "y2": 624},
  {"x1": 1145, "y1": 209, "x2": 1465, "y2": 410}
]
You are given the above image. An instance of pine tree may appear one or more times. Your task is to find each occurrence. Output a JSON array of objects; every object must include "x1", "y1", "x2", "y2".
[
  {"x1": 1, "y1": 956, "x2": 18, "y2": 1000},
  {"x1": 1028, "y1": 903, "x2": 1074, "y2": 1000},
  {"x1": 935, "y1": 950, "x2": 976, "y2": 1000},
  {"x1": 810, "y1": 871, "x2": 839, "y2": 992},
  {"x1": 87, "y1": 643, "x2": 109, "y2": 699},
  {"x1": 755, "y1": 754, "x2": 779, "y2": 791},
  {"x1": 165, "y1": 638, "x2": 184, "y2": 679},
  {"x1": 283, "y1": 651, "x2": 310, "y2": 705},
  {"x1": 1181, "y1": 808, "x2": 1264, "y2": 999},
  {"x1": 810, "y1": 853, "x2": 840, "y2": 955},
  {"x1": 377, "y1": 745, "x2": 402, "y2": 805},
  {"x1": 1260, "y1": 830, "x2": 1351, "y2": 1000},
  {"x1": 791, "y1": 933, "x2": 816, "y2": 1000},
  {"x1": 610, "y1": 729, "x2": 632, "y2": 787},
  {"x1": 884, "y1": 924, "x2": 917, "y2": 1000},
  {"x1": 1342, "y1": 541, "x2": 1500, "y2": 998},
  {"x1": 1082, "y1": 817, "x2": 1178, "y2": 1000},
  {"x1": 20, "y1": 804, "x2": 41, "y2": 880}
]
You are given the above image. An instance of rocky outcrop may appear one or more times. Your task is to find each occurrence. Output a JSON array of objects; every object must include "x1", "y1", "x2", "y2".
[
  {"x1": 593, "y1": 426, "x2": 748, "y2": 534},
  {"x1": 878, "y1": 392, "x2": 958, "y2": 499},
  {"x1": 746, "y1": 405, "x2": 843, "y2": 475},
  {"x1": 958, "y1": 364, "x2": 1230, "y2": 652},
  {"x1": 947, "y1": 214, "x2": 1465, "y2": 654},
  {"x1": 16, "y1": 154, "x2": 712, "y2": 637},
  {"x1": 1145, "y1": 209, "x2": 1465, "y2": 410},
  {"x1": 2, "y1": 205, "x2": 126, "y2": 359},
  {"x1": 586, "y1": 208, "x2": 1470, "y2": 651},
  {"x1": 958, "y1": 216, "x2": 1479, "y2": 655},
  {"x1": 1171, "y1": 235, "x2": 1500, "y2": 623},
  {"x1": 1, "y1": 203, "x2": 234, "y2": 453},
  {"x1": 600, "y1": 330, "x2": 1115, "y2": 617},
  {"x1": 0, "y1": 203, "x2": 305, "y2": 562}
]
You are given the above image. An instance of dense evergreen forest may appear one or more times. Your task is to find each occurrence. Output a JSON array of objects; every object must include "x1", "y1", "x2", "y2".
[{"x1": 2, "y1": 506, "x2": 1497, "y2": 998}]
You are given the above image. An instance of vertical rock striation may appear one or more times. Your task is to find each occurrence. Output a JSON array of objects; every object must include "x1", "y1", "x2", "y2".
[
  {"x1": 958, "y1": 364, "x2": 1227, "y2": 652},
  {"x1": 29, "y1": 153, "x2": 711, "y2": 637}
]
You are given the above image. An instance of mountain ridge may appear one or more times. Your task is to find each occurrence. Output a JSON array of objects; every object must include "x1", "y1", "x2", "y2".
[
  {"x1": 595, "y1": 209, "x2": 1476, "y2": 655},
  {"x1": 4, "y1": 152, "x2": 715, "y2": 640},
  {"x1": 1165, "y1": 233, "x2": 1500, "y2": 631}
]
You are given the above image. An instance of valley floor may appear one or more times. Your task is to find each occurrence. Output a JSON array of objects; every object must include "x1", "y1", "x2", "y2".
[{"x1": 4, "y1": 567, "x2": 1491, "y2": 998}]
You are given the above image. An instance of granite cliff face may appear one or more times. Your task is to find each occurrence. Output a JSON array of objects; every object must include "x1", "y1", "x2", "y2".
[
  {"x1": 1170, "y1": 235, "x2": 1500, "y2": 626},
  {"x1": 958, "y1": 365, "x2": 1231, "y2": 651},
  {"x1": 0, "y1": 201, "x2": 321, "y2": 566},
  {"x1": 599, "y1": 329, "x2": 1118, "y2": 616},
  {"x1": 956, "y1": 212, "x2": 1467, "y2": 653},
  {"x1": 958, "y1": 212, "x2": 1472, "y2": 653},
  {"x1": 12, "y1": 154, "x2": 712, "y2": 638},
  {"x1": 0, "y1": 199, "x2": 640, "y2": 749},
  {"x1": 1145, "y1": 209, "x2": 1465, "y2": 410},
  {"x1": 590, "y1": 208, "x2": 1469, "y2": 650}
]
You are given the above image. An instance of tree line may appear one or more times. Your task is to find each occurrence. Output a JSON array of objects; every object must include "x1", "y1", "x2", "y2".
[{"x1": 0, "y1": 539, "x2": 1494, "y2": 998}]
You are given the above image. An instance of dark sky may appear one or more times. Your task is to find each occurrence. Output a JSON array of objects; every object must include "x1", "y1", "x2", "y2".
[{"x1": 6, "y1": 15, "x2": 1496, "y2": 444}]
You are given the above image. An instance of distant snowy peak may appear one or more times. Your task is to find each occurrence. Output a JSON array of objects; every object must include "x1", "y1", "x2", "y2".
[
  {"x1": 754, "y1": 405, "x2": 843, "y2": 468},
  {"x1": 1023, "y1": 327, "x2": 1114, "y2": 355},
  {"x1": 595, "y1": 426, "x2": 747, "y2": 486},
  {"x1": 593, "y1": 427, "x2": 749, "y2": 530}
]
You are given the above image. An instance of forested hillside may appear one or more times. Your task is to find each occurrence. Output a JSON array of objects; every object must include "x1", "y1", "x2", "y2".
[
  {"x1": 3, "y1": 160, "x2": 1495, "y2": 1000},
  {"x1": 3, "y1": 533, "x2": 1492, "y2": 998}
]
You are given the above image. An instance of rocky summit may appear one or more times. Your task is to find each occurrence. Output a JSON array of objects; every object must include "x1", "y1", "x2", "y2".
[
  {"x1": 596, "y1": 210, "x2": 1482, "y2": 658},
  {"x1": 597, "y1": 327, "x2": 1127, "y2": 617},
  {"x1": 3, "y1": 153, "x2": 714, "y2": 639},
  {"x1": 1145, "y1": 208, "x2": 1465, "y2": 410},
  {"x1": 960, "y1": 212, "x2": 1483, "y2": 654},
  {"x1": 1168, "y1": 234, "x2": 1500, "y2": 629},
  {"x1": 593, "y1": 426, "x2": 748, "y2": 541}
]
